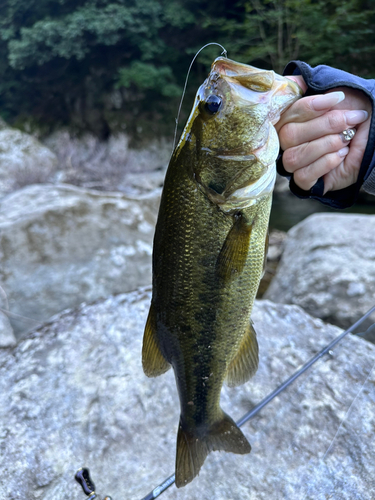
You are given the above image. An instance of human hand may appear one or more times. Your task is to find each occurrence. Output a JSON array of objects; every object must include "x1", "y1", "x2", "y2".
[{"x1": 276, "y1": 75, "x2": 371, "y2": 194}]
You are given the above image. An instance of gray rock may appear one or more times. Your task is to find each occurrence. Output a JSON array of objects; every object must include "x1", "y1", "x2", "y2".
[
  {"x1": 257, "y1": 230, "x2": 287, "y2": 298},
  {"x1": 43, "y1": 131, "x2": 170, "y2": 195},
  {"x1": 118, "y1": 168, "x2": 167, "y2": 197},
  {"x1": 265, "y1": 213, "x2": 375, "y2": 331},
  {"x1": 0, "y1": 311, "x2": 16, "y2": 347},
  {"x1": 0, "y1": 286, "x2": 16, "y2": 347},
  {"x1": 0, "y1": 117, "x2": 8, "y2": 131},
  {"x1": 274, "y1": 173, "x2": 290, "y2": 193},
  {"x1": 0, "y1": 127, "x2": 57, "y2": 195},
  {"x1": 0, "y1": 290, "x2": 374, "y2": 499},
  {"x1": 267, "y1": 229, "x2": 286, "y2": 261},
  {"x1": 0, "y1": 184, "x2": 159, "y2": 336}
]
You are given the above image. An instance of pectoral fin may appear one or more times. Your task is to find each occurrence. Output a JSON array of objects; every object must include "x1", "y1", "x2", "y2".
[
  {"x1": 142, "y1": 302, "x2": 171, "y2": 377},
  {"x1": 225, "y1": 321, "x2": 259, "y2": 387},
  {"x1": 216, "y1": 214, "x2": 252, "y2": 282}
]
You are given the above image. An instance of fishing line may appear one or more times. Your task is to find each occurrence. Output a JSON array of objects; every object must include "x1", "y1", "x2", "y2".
[
  {"x1": 0, "y1": 284, "x2": 41, "y2": 325},
  {"x1": 0, "y1": 306, "x2": 41, "y2": 325},
  {"x1": 299, "y1": 357, "x2": 375, "y2": 500},
  {"x1": 322, "y1": 357, "x2": 375, "y2": 461},
  {"x1": 171, "y1": 42, "x2": 228, "y2": 154},
  {"x1": 0, "y1": 284, "x2": 9, "y2": 311}
]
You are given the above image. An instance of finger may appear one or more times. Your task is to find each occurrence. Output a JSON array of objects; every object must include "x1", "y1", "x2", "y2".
[
  {"x1": 293, "y1": 147, "x2": 350, "y2": 191},
  {"x1": 323, "y1": 155, "x2": 360, "y2": 193},
  {"x1": 323, "y1": 123, "x2": 369, "y2": 192},
  {"x1": 276, "y1": 91, "x2": 346, "y2": 131},
  {"x1": 282, "y1": 130, "x2": 355, "y2": 173},
  {"x1": 279, "y1": 109, "x2": 368, "y2": 150}
]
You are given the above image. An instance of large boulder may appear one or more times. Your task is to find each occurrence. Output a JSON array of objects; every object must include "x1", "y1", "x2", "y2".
[
  {"x1": 0, "y1": 184, "x2": 159, "y2": 336},
  {"x1": 0, "y1": 125, "x2": 57, "y2": 196},
  {"x1": 0, "y1": 289, "x2": 374, "y2": 500},
  {"x1": 265, "y1": 213, "x2": 375, "y2": 331}
]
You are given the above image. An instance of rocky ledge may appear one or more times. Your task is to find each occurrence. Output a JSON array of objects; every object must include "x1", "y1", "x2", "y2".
[
  {"x1": 0, "y1": 184, "x2": 160, "y2": 336},
  {"x1": 0, "y1": 289, "x2": 374, "y2": 500}
]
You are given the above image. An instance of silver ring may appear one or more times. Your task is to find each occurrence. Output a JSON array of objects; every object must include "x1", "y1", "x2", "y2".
[{"x1": 341, "y1": 128, "x2": 356, "y2": 142}]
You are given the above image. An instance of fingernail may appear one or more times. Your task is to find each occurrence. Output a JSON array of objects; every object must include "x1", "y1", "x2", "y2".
[
  {"x1": 311, "y1": 91, "x2": 345, "y2": 111},
  {"x1": 338, "y1": 146, "x2": 349, "y2": 157},
  {"x1": 345, "y1": 110, "x2": 369, "y2": 125}
]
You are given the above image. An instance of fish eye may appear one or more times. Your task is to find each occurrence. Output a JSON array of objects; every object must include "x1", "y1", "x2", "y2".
[{"x1": 204, "y1": 95, "x2": 222, "y2": 114}]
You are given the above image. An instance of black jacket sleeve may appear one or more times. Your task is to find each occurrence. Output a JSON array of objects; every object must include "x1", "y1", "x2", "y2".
[{"x1": 277, "y1": 61, "x2": 375, "y2": 208}]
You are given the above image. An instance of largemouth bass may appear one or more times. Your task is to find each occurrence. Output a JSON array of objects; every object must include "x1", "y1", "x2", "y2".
[{"x1": 142, "y1": 56, "x2": 302, "y2": 487}]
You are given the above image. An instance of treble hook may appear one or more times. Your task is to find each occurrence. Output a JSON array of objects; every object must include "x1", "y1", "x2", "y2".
[{"x1": 75, "y1": 468, "x2": 113, "y2": 500}]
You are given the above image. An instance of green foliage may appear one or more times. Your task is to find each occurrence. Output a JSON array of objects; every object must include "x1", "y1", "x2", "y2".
[
  {"x1": 0, "y1": 0, "x2": 374, "y2": 139},
  {"x1": 5, "y1": 1, "x2": 165, "y2": 69},
  {"x1": 117, "y1": 62, "x2": 181, "y2": 97},
  {"x1": 238, "y1": 0, "x2": 375, "y2": 75}
]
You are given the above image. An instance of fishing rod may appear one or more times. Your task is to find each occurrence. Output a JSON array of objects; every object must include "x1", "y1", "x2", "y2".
[{"x1": 75, "y1": 304, "x2": 375, "y2": 500}]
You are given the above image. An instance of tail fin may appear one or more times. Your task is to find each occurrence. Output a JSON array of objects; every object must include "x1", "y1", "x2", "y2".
[{"x1": 175, "y1": 412, "x2": 250, "y2": 488}]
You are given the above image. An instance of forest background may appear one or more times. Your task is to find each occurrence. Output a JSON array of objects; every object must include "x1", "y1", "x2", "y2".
[{"x1": 1, "y1": 0, "x2": 374, "y2": 143}]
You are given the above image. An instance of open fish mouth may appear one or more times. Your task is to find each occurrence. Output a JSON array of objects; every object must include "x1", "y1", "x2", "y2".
[
  {"x1": 208, "y1": 56, "x2": 303, "y2": 120},
  {"x1": 213, "y1": 57, "x2": 276, "y2": 88}
]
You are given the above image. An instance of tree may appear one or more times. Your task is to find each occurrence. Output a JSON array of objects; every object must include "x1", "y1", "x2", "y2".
[
  {"x1": 0, "y1": 0, "x2": 198, "y2": 137},
  {"x1": 236, "y1": 0, "x2": 375, "y2": 75},
  {"x1": 0, "y1": 0, "x2": 374, "y2": 139}
]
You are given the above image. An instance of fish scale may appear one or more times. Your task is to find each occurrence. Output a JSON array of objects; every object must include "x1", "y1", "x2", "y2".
[{"x1": 142, "y1": 56, "x2": 302, "y2": 487}]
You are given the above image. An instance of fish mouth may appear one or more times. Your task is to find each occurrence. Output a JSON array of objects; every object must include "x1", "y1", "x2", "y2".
[
  {"x1": 212, "y1": 57, "x2": 275, "y2": 92},
  {"x1": 210, "y1": 56, "x2": 303, "y2": 114}
]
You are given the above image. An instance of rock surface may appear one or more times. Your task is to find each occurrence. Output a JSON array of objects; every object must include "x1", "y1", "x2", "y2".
[
  {"x1": 0, "y1": 311, "x2": 16, "y2": 347},
  {"x1": 0, "y1": 184, "x2": 159, "y2": 336},
  {"x1": 257, "y1": 230, "x2": 287, "y2": 298},
  {"x1": 44, "y1": 131, "x2": 170, "y2": 196},
  {"x1": 0, "y1": 289, "x2": 374, "y2": 500},
  {"x1": 265, "y1": 213, "x2": 375, "y2": 331},
  {"x1": 0, "y1": 127, "x2": 57, "y2": 195},
  {"x1": 0, "y1": 286, "x2": 16, "y2": 347}
]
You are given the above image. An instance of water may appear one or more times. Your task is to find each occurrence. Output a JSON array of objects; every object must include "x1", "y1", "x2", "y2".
[{"x1": 270, "y1": 191, "x2": 375, "y2": 232}]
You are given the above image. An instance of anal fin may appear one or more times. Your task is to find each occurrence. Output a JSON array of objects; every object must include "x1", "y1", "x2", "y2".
[
  {"x1": 142, "y1": 302, "x2": 171, "y2": 377},
  {"x1": 225, "y1": 321, "x2": 259, "y2": 387},
  {"x1": 175, "y1": 412, "x2": 250, "y2": 488},
  {"x1": 216, "y1": 213, "x2": 252, "y2": 282}
]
